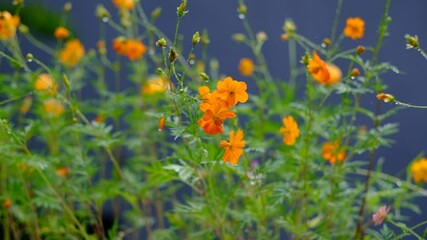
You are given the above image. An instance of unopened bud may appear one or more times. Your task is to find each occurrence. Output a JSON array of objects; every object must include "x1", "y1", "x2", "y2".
[
  {"x1": 280, "y1": 33, "x2": 289, "y2": 41},
  {"x1": 301, "y1": 52, "x2": 310, "y2": 66},
  {"x1": 169, "y1": 48, "x2": 178, "y2": 63},
  {"x1": 237, "y1": 3, "x2": 247, "y2": 15},
  {"x1": 151, "y1": 7, "x2": 162, "y2": 21},
  {"x1": 26, "y1": 53, "x2": 33, "y2": 62},
  {"x1": 95, "y1": 4, "x2": 111, "y2": 21},
  {"x1": 177, "y1": 0, "x2": 188, "y2": 17},
  {"x1": 64, "y1": 2, "x2": 72, "y2": 13},
  {"x1": 156, "y1": 38, "x2": 166, "y2": 48},
  {"x1": 351, "y1": 68, "x2": 360, "y2": 77},
  {"x1": 376, "y1": 93, "x2": 395, "y2": 103},
  {"x1": 18, "y1": 24, "x2": 29, "y2": 35},
  {"x1": 322, "y1": 38, "x2": 332, "y2": 47},
  {"x1": 158, "y1": 116, "x2": 165, "y2": 131},
  {"x1": 12, "y1": 0, "x2": 24, "y2": 6},
  {"x1": 201, "y1": 30, "x2": 210, "y2": 46},
  {"x1": 356, "y1": 45, "x2": 365, "y2": 55},
  {"x1": 405, "y1": 34, "x2": 419, "y2": 49},
  {"x1": 232, "y1": 33, "x2": 246, "y2": 43},
  {"x1": 156, "y1": 67, "x2": 164, "y2": 76},
  {"x1": 199, "y1": 72, "x2": 209, "y2": 81},
  {"x1": 63, "y1": 74, "x2": 71, "y2": 89},
  {"x1": 256, "y1": 31, "x2": 267, "y2": 43},
  {"x1": 192, "y1": 31, "x2": 200, "y2": 46},
  {"x1": 284, "y1": 19, "x2": 296, "y2": 34}
]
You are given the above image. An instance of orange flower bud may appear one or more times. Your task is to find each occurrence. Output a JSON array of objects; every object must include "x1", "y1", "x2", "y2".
[{"x1": 159, "y1": 116, "x2": 165, "y2": 131}]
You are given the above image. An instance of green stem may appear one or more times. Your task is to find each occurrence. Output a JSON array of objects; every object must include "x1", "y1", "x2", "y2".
[
  {"x1": 372, "y1": 0, "x2": 392, "y2": 63},
  {"x1": 330, "y1": 0, "x2": 344, "y2": 42}
]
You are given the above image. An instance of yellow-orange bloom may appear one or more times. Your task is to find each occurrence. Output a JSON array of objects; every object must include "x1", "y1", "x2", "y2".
[
  {"x1": 308, "y1": 51, "x2": 330, "y2": 84},
  {"x1": 220, "y1": 129, "x2": 246, "y2": 165},
  {"x1": 43, "y1": 98, "x2": 64, "y2": 117},
  {"x1": 343, "y1": 17, "x2": 365, "y2": 40},
  {"x1": 56, "y1": 167, "x2": 69, "y2": 176},
  {"x1": 216, "y1": 76, "x2": 248, "y2": 107},
  {"x1": 0, "y1": 11, "x2": 20, "y2": 40},
  {"x1": 238, "y1": 58, "x2": 254, "y2": 76},
  {"x1": 59, "y1": 39, "x2": 85, "y2": 68},
  {"x1": 54, "y1": 26, "x2": 69, "y2": 40},
  {"x1": 3, "y1": 198, "x2": 11, "y2": 209},
  {"x1": 35, "y1": 73, "x2": 58, "y2": 95},
  {"x1": 19, "y1": 96, "x2": 33, "y2": 114},
  {"x1": 113, "y1": 38, "x2": 146, "y2": 61},
  {"x1": 141, "y1": 77, "x2": 171, "y2": 95},
  {"x1": 159, "y1": 116, "x2": 165, "y2": 131},
  {"x1": 198, "y1": 86, "x2": 226, "y2": 112},
  {"x1": 322, "y1": 141, "x2": 346, "y2": 164},
  {"x1": 198, "y1": 102, "x2": 235, "y2": 135},
  {"x1": 411, "y1": 158, "x2": 427, "y2": 183},
  {"x1": 280, "y1": 116, "x2": 300, "y2": 146},
  {"x1": 326, "y1": 63, "x2": 342, "y2": 85},
  {"x1": 112, "y1": 0, "x2": 135, "y2": 10}
]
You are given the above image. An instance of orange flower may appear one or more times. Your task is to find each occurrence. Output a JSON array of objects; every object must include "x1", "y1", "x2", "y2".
[
  {"x1": 112, "y1": 0, "x2": 135, "y2": 10},
  {"x1": 59, "y1": 39, "x2": 85, "y2": 68},
  {"x1": 54, "y1": 26, "x2": 69, "y2": 40},
  {"x1": 19, "y1": 96, "x2": 33, "y2": 114},
  {"x1": 322, "y1": 141, "x2": 346, "y2": 164},
  {"x1": 411, "y1": 158, "x2": 427, "y2": 183},
  {"x1": 220, "y1": 129, "x2": 246, "y2": 165},
  {"x1": 280, "y1": 116, "x2": 300, "y2": 145},
  {"x1": 376, "y1": 93, "x2": 395, "y2": 103},
  {"x1": 113, "y1": 38, "x2": 146, "y2": 61},
  {"x1": 238, "y1": 58, "x2": 254, "y2": 76},
  {"x1": 3, "y1": 198, "x2": 11, "y2": 209},
  {"x1": 198, "y1": 86, "x2": 225, "y2": 112},
  {"x1": 141, "y1": 77, "x2": 171, "y2": 95},
  {"x1": 158, "y1": 116, "x2": 165, "y2": 131},
  {"x1": 343, "y1": 17, "x2": 365, "y2": 40},
  {"x1": 35, "y1": 73, "x2": 58, "y2": 95},
  {"x1": 0, "y1": 11, "x2": 20, "y2": 40},
  {"x1": 308, "y1": 51, "x2": 330, "y2": 84},
  {"x1": 326, "y1": 63, "x2": 342, "y2": 85},
  {"x1": 56, "y1": 167, "x2": 69, "y2": 176},
  {"x1": 43, "y1": 98, "x2": 64, "y2": 117},
  {"x1": 94, "y1": 115, "x2": 103, "y2": 123},
  {"x1": 198, "y1": 102, "x2": 235, "y2": 135},
  {"x1": 216, "y1": 76, "x2": 248, "y2": 107}
]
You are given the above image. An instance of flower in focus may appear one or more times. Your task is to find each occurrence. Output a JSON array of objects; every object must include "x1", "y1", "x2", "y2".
[
  {"x1": 35, "y1": 73, "x2": 58, "y2": 95},
  {"x1": 198, "y1": 102, "x2": 235, "y2": 135},
  {"x1": 308, "y1": 51, "x2": 330, "y2": 84},
  {"x1": 326, "y1": 63, "x2": 342, "y2": 85},
  {"x1": 59, "y1": 39, "x2": 85, "y2": 68},
  {"x1": 372, "y1": 205, "x2": 391, "y2": 226},
  {"x1": 113, "y1": 38, "x2": 146, "y2": 61},
  {"x1": 43, "y1": 99, "x2": 64, "y2": 117},
  {"x1": 411, "y1": 158, "x2": 427, "y2": 183},
  {"x1": 0, "y1": 11, "x2": 20, "y2": 40},
  {"x1": 54, "y1": 26, "x2": 69, "y2": 40},
  {"x1": 220, "y1": 129, "x2": 246, "y2": 165},
  {"x1": 56, "y1": 167, "x2": 69, "y2": 176},
  {"x1": 141, "y1": 77, "x2": 171, "y2": 95},
  {"x1": 343, "y1": 17, "x2": 365, "y2": 40},
  {"x1": 238, "y1": 58, "x2": 254, "y2": 76},
  {"x1": 376, "y1": 93, "x2": 395, "y2": 103},
  {"x1": 280, "y1": 116, "x2": 300, "y2": 146},
  {"x1": 198, "y1": 86, "x2": 224, "y2": 112},
  {"x1": 112, "y1": 0, "x2": 135, "y2": 10},
  {"x1": 216, "y1": 76, "x2": 248, "y2": 107},
  {"x1": 322, "y1": 141, "x2": 346, "y2": 164}
]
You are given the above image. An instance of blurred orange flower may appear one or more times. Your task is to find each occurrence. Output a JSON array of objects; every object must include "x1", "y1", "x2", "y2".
[
  {"x1": 54, "y1": 26, "x2": 69, "y2": 40},
  {"x1": 141, "y1": 77, "x2": 171, "y2": 95},
  {"x1": 35, "y1": 73, "x2": 58, "y2": 95},
  {"x1": 19, "y1": 96, "x2": 33, "y2": 114},
  {"x1": 113, "y1": 38, "x2": 146, "y2": 61},
  {"x1": 308, "y1": 51, "x2": 330, "y2": 84},
  {"x1": 158, "y1": 116, "x2": 165, "y2": 131},
  {"x1": 44, "y1": 99, "x2": 64, "y2": 117},
  {"x1": 322, "y1": 141, "x2": 346, "y2": 164},
  {"x1": 238, "y1": 58, "x2": 254, "y2": 76},
  {"x1": 198, "y1": 102, "x2": 235, "y2": 135},
  {"x1": 220, "y1": 129, "x2": 246, "y2": 165},
  {"x1": 0, "y1": 11, "x2": 20, "y2": 40},
  {"x1": 411, "y1": 158, "x2": 427, "y2": 183},
  {"x1": 343, "y1": 17, "x2": 365, "y2": 40},
  {"x1": 56, "y1": 167, "x2": 69, "y2": 176},
  {"x1": 112, "y1": 0, "x2": 135, "y2": 10},
  {"x1": 280, "y1": 116, "x2": 300, "y2": 146},
  {"x1": 3, "y1": 198, "x2": 11, "y2": 209},
  {"x1": 216, "y1": 76, "x2": 248, "y2": 107},
  {"x1": 326, "y1": 63, "x2": 342, "y2": 85},
  {"x1": 59, "y1": 39, "x2": 85, "y2": 68}
]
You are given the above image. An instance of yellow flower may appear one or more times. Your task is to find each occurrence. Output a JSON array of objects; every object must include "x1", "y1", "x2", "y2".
[
  {"x1": 0, "y1": 11, "x2": 20, "y2": 40},
  {"x1": 35, "y1": 73, "x2": 58, "y2": 95},
  {"x1": 220, "y1": 129, "x2": 246, "y2": 165},
  {"x1": 54, "y1": 26, "x2": 69, "y2": 40},
  {"x1": 238, "y1": 58, "x2": 254, "y2": 76},
  {"x1": 411, "y1": 158, "x2": 427, "y2": 183},
  {"x1": 59, "y1": 39, "x2": 85, "y2": 68},
  {"x1": 43, "y1": 99, "x2": 64, "y2": 117},
  {"x1": 141, "y1": 77, "x2": 171, "y2": 95},
  {"x1": 322, "y1": 141, "x2": 346, "y2": 164},
  {"x1": 280, "y1": 116, "x2": 300, "y2": 145},
  {"x1": 343, "y1": 17, "x2": 365, "y2": 40}
]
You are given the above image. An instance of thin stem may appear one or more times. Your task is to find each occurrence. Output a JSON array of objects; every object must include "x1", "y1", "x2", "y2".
[
  {"x1": 393, "y1": 100, "x2": 427, "y2": 109},
  {"x1": 330, "y1": 0, "x2": 344, "y2": 42},
  {"x1": 372, "y1": 0, "x2": 392, "y2": 63}
]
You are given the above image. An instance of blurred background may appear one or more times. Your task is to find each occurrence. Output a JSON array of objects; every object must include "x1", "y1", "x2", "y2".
[{"x1": 2, "y1": 0, "x2": 427, "y2": 236}]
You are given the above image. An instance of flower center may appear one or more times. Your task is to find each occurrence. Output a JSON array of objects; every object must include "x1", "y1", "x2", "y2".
[{"x1": 213, "y1": 116, "x2": 223, "y2": 126}]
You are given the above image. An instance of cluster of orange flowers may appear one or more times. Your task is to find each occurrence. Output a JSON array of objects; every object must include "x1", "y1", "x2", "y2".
[
  {"x1": 322, "y1": 141, "x2": 346, "y2": 164},
  {"x1": 0, "y1": 11, "x2": 20, "y2": 40},
  {"x1": 280, "y1": 116, "x2": 300, "y2": 146},
  {"x1": 198, "y1": 76, "x2": 248, "y2": 164},
  {"x1": 113, "y1": 38, "x2": 147, "y2": 61},
  {"x1": 307, "y1": 17, "x2": 364, "y2": 85},
  {"x1": 411, "y1": 158, "x2": 427, "y2": 183}
]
